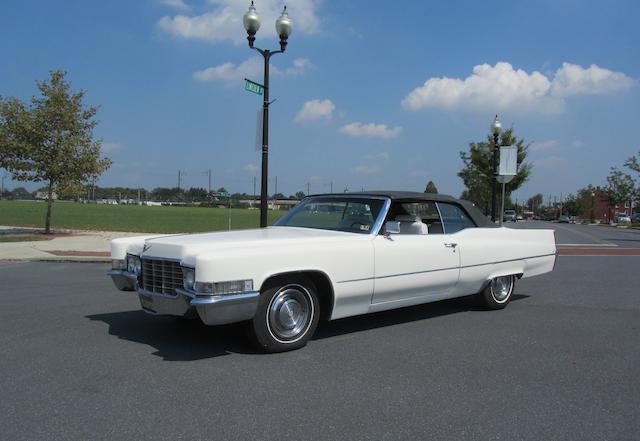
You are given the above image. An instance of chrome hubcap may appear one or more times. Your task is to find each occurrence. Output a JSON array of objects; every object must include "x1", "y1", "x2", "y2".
[
  {"x1": 268, "y1": 286, "x2": 312, "y2": 342},
  {"x1": 491, "y1": 276, "x2": 512, "y2": 302}
]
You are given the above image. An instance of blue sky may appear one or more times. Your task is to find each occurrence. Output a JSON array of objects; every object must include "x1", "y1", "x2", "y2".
[{"x1": 1, "y1": 0, "x2": 639, "y2": 203}]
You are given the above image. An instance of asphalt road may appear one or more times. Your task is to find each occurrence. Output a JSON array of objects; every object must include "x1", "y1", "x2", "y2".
[
  {"x1": 1, "y1": 222, "x2": 639, "y2": 441},
  {"x1": 508, "y1": 219, "x2": 640, "y2": 248}
]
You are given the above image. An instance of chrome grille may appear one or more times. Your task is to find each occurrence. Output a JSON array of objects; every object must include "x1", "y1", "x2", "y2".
[{"x1": 141, "y1": 258, "x2": 183, "y2": 296}]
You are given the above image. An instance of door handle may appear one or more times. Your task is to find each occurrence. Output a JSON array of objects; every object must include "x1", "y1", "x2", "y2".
[{"x1": 444, "y1": 243, "x2": 457, "y2": 248}]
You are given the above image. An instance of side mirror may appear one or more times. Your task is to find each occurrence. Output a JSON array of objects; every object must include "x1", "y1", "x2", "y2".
[{"x1": 384, "y1": 221, "x2": 401, "y2": 235}]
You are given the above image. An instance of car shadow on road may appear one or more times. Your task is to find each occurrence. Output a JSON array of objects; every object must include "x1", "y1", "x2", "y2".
[
  {"x1": 313, "y1": 294, "x2": 529, "y2": 340},
  {"x1": 87, "y1": 294, "x2": 529, "y2": 361}
]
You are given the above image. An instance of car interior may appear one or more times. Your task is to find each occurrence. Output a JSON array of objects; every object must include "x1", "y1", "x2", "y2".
[{"x1": 384, "y1": 200, "x2": 474, "y2": 235}]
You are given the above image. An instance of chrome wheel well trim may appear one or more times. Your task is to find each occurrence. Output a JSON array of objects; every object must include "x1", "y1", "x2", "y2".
[{"x1": 260, "y1": 270, "x2": 334, "y2": 320}]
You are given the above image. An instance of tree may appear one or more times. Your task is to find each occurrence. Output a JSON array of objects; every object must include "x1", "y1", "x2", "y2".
[
  {"x1": 295, "y1": 191, "x2": 305, "y2": 200},
  {"x1": 424, "y1": 180, "x2": 438, "y2": 194},
  {"x1": 625, "y1": 151, "x2": 640, "y2": 208},
  {"x1": 10, "y1": 187, "x2": 32, "y2": 200},
  {"x1": 562, "y1": 194, "x2": 583, "y2": 217},
  {"x1": 625, "y1": 151, "x2": 640, "y2": 174},
  {"x1": 526, "y1": 193, "x2": 544, "y2": 212},
  {"x1": 605, "y1": 167, "x2": 635, "y2": 221},
  {"x1": 0, "y1": 71, "x2": 111, "y2": 233},
  {"x1": 458, "y1": 128, "x2": 531, "y2": 215}
]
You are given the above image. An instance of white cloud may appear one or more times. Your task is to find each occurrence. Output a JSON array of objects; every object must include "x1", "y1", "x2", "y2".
[
  {"x1": 102, "y1": 142, "x2": 121, "y2": 153},
  {"x1": 531, "y1": 140, "x2": 559, "y2": 151},
  {"x1": 551, "y1": 63, "x2": 634, "y2": 97},
  {"x1": 339, "y1": 122, "x2": 402, "y2": 139},
  {"x1": 242, "y1": 164, "x2": 258, "y2": 172},
  {"x1": 402, "y1": 62, "x2": 634, "y2": 113},
  {"x1": 354, "y1": 165, "x2": 382, "y2": 174},
  {"x1": 294, "y1": 99, "x2": 335, "y2": 123},
  {"x1": 194, "y1": 57, "x2": 311, "y2": 85},
  {"x1": 572, "y1": 139, "x2": 584, "y2": 148},
  {"x1": 158, "y1": 0, "x2": 321, "y2": 44},
  {"x1": 194, "y1": 58, "x2": 261, "y2": 83},
  {"x1": 161, "y1": 0, "x2": 191, "y2": 12},
  {"x1": 364, "y1": 152, "x2": 390, "y2": 160}
]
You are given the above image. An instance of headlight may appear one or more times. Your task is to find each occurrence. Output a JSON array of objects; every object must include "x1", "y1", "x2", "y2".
[
  {"x1": 112, "y1": 259, "x2": 126, "y2": 270},
  {"x1": 183, "y1": 268, "x2": 195, "y2": 291},
  {"x1": 126, "y1": 255, "x2": 141, "y2": 275},
  {"x1": 194, "y1": 279, "x2": 253, "y2": 295}
]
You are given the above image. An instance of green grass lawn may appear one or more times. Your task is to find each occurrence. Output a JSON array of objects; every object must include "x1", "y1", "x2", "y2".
[
  {"x1": 0, "y1": 201, "x2": 286, "y2": 233},
  {"x1": 0, "y1": 234, "x2": 54, "y2": 243}
]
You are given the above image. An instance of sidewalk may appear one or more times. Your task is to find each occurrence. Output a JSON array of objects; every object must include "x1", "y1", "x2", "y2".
[{"x1": 0, "y1": 226, "x2": 141, "y2": 262}]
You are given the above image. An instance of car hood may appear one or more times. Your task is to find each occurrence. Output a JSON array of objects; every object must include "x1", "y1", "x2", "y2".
[{"x1": 139, "y1": 226, "x2": 369, "y2": 263}]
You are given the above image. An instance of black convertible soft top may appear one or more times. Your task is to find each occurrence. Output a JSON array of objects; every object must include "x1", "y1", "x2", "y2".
[{"x1": 311, "y1": 191, "x2": 498, "y2": 228}]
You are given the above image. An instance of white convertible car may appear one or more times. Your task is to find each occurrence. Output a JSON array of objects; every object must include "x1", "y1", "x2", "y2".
[{"x1": 108, "y1": 192, "x2": 556, "y2": 352}]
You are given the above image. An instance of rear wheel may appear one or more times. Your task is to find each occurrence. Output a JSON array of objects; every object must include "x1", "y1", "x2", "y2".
[
  {"x1": 479, "y1": 275, "x2": 515, "y2": 310},
  {"x1": 248, "y1": 276, "x2": 320, "y2": 353}
]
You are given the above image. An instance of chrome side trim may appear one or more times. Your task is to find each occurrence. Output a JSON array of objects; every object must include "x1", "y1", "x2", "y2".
[{"x1": 335, "y1": 253, "x2": 557, "y2": 284}]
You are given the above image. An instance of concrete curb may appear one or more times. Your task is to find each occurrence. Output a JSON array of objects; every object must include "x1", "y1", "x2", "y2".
[{"x1": 0, "y1": 256, "x2": 111, "y2": 263}]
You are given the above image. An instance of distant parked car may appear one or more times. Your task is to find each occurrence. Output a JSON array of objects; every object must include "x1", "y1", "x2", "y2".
[
  {"x1": 632, "y1": 213, "x2": 640, "y2": 223},
  {"x1": 557, "y1": 215, "x2": 571, "y2": 223},
  {"x1": 615, "y1": 213, "x2": 631, "y2": 223},
  {"x1": 503, "y1": 210, "x2": 517, "y2": 222},
  {"x1": 516, "y1": 214, "x2": 523, "y2": 221}
]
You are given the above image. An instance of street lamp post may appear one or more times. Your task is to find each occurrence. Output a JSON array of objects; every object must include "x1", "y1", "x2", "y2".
[
  {"x1": 591, "y1": 191, "x2": 596, "y2": 223},
  {"x1": 243, "y1": 2, "x2": 292, "y2": 228},
  {"x1": 490, "y1": 115, "x2": 502, "y2": 222}
]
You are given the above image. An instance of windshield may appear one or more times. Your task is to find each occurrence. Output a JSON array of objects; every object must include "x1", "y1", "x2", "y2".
[{"x1": 275, "y1": 197, "x2": 386, "y2": 234}]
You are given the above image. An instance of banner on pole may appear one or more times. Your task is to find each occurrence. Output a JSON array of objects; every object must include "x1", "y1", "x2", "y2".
[
  {"x1": 499, "y1": 145, "x2": 518, "y2": 176},
  {"x1": 497, "y1": 145, "x2": 517, "y2": 183}
]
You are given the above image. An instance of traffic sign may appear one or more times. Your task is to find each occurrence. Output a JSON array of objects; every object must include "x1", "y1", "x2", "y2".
[{"x1": 244, "y1": 78, "x2": 264, "y2": 95}]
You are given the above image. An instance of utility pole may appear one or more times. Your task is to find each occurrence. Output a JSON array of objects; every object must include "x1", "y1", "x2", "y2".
[
  {"x1": 275, "y1": 176, "x2": 278, "y2": 200},
  {"x1": 178, "y1": 170, "x2": 182, "y2": 191},
  {"x1": 253, "y1": 177, "x2": 257, "y2": 206},
  {"x1": 307, "y1": 182, "x2": 310, "y2": 195},
  {"x1": 208, "y1": 169, "x2": 212, "y2": 194},
  {"x1": 330, "y1": 181, "x2": 333, "y2": 193}
]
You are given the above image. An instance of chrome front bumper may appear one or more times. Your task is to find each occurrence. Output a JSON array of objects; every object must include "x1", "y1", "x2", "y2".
[{"x1": 108, "y1": 270, "x2": 259, "y2": 325}]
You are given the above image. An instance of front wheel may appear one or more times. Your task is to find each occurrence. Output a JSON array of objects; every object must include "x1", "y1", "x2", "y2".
[
  {"x1": 479, "y1": 275, "x2": 515, "y2": 310},
  {"x1": 248, "y1": 277, "x2": 320, "y2": 353}
]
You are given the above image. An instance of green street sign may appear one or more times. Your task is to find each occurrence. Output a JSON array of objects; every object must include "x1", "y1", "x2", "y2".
[{"x1": 244, "y1": 79, "x2": 264, "y2": 95}]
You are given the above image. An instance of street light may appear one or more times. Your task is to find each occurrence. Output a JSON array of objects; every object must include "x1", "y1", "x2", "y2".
[
  {"x1": 490, "y1": 115, "x2": 502, "y2": 222},
  {"x1": 591, "y1": 191, "x2": 596, "y2": 223},
  {"x1": 243, "y1": 2, "x2": 293, "y2": 228}
]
